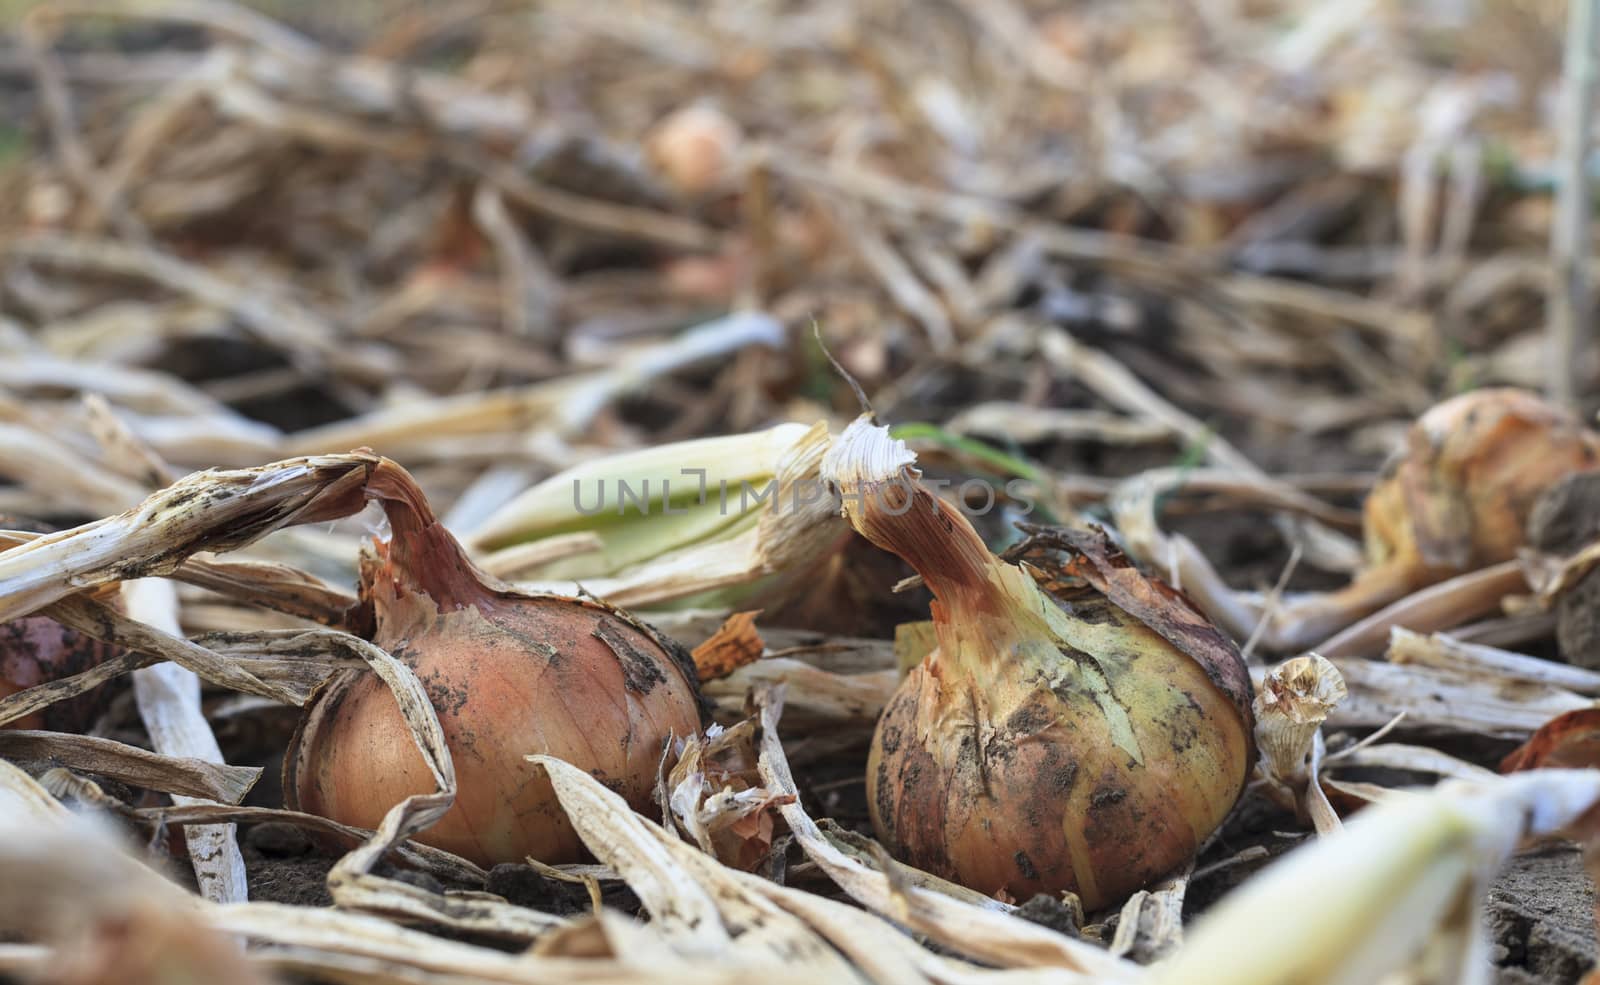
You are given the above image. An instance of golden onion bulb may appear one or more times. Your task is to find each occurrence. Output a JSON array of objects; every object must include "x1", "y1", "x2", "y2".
[
  {"x1": 823, "y1": 419, "x2": 1253, "y2": 909},
  {"x1": 1226, "y1": 388, "x2": 1600, "y2": 654},
  {"x1": 1364, "y1": 387, "x2": 1600, "y2": 578},
  {"x1": 284, "y1": 461, "x2": 705, "y2": 867}
]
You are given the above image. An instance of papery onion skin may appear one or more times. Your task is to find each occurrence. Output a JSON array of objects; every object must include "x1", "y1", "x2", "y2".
[
  {"x1": 827, "y1": 419, "x2": 1253, "y2": 910},
  {"x1": 284, "y1": 461, "x2": 705, "y2": 867}
]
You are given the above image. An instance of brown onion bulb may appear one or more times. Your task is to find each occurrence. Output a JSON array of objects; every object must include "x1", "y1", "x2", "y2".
[
  {"x1": 823, "y1": 419, "x2": 1253, "y2": 909},
  {"x1": 284, "y1": 461, "x2": 705, "y2": 866}
]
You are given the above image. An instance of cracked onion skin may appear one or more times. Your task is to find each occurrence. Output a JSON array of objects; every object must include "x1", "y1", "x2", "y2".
[
  {"x1": 825, "y1": 419, "x2": 1253, "y2": 910},
  {"x1": 284, "y1": 461, "x2": 705, "y2": 867}
]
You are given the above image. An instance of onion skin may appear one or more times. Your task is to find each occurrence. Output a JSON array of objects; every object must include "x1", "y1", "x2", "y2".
[
  {"x1": 284, "y1": 461, "x2": 705, "y2": 867},
  {"x1": 826, "y1": 419, "x2": 1253, "y2": 909},
  {"x1": 869, "y1": 596, "x2": 1251, "y2": 908}
]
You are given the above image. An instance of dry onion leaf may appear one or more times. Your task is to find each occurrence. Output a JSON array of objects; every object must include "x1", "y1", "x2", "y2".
[
  {"x1": 0, "y1": 729, "x2": 258, "y2": 802},
  {"x1": 1501, "y1": 708, "x2": 1600, "y2": 773},
  {"x1": 690, "y1": 610, "x2": 766, "y2": 682},
  {"x1": 0, "y1": 452, "x2": 379, "y2": 623}
]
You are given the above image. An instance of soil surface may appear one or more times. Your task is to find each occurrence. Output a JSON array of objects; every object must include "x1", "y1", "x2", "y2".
[
  {"x1": 1489, "y1": 846, "x2": 1596, "y2": 985},
  {"x1": 242, "y1": 822, "x2": 335, "y2": 908}
]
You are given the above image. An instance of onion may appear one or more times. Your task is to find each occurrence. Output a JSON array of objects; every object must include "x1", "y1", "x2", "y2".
[
  {"x1": 1212, "y1": 388, "x2": 1600, "y2": 653},
  {"x1": 822, "y1": 418, "x2": 1253, "y2": 908},
  {"x1": 646, "y1": 104, "x2": 742, "y2": 197},
  {"x1": 1, "y1": 616, "x2": 117, "y2": 732},
  {"x1": 1363, "y1": 387, "x2": 1600, "y2": 576},
  {"x1": 284, "y1": 461, "x2": 706, "y2": 866}
]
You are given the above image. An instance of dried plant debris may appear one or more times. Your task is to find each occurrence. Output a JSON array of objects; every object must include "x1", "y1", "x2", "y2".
[{"x1": 3, "y1": 1, "x2": 1600, "y2": 983}]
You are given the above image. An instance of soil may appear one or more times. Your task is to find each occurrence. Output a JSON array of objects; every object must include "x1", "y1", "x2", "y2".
[
  {"x1": 234, "y1": 823, "x2": 650, "y2": 916},
  {"x1": 1489, "y1": 846, "x2": 1597, "y2": 985},
  {"x1": 242, "y1": 822, "x2": 335, "y2": 908},
  {"x1": 1014, "y1": 893, "x2": 1083, "y2": 937}
]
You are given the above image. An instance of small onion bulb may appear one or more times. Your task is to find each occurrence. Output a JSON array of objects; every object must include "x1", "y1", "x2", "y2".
[{"x1": 646, "y1": 104, "x2": 742, "y2": 197}]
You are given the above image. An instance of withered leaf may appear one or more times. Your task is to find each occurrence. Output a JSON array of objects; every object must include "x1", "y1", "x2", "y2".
[
  {"x1": 690, "y1": 610, "x2": 766, "y2": 682},
  {"x1": 1501, "y1": 708, "x2": 1600, "y2": 773}
]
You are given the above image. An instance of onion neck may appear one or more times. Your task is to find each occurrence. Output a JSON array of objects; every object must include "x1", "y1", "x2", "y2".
[
  {"x1": 822, "y1": 418, "x2": 1146, "y2": 760},
  {"x1": 823, "y1": 418, "x2": 1051, "y2": 678},
  {"x1": 362, "y1": 459, "x2": 499, "y2": 618},
  {"x1": 850, "y1": 481, "x2": 1000, "y2": 613}
]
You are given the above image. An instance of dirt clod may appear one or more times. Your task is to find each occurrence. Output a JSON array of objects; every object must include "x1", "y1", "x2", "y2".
[
  {"x1": 1014, "y1": 894, "x2": 1082, "y2": 937},
  {"x1": 1529, "y1": 473, "x2": 1600, "y2": 553},
  {"x1": 1528, "y1": 474, "x2": 1600, "y2": 668},
  {"x1": 244, "y1": 822, "x2": 313, "y2": 858},
  {"x1": 1557, "y1": 573, "x2": 1600, "y2": 670}
]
